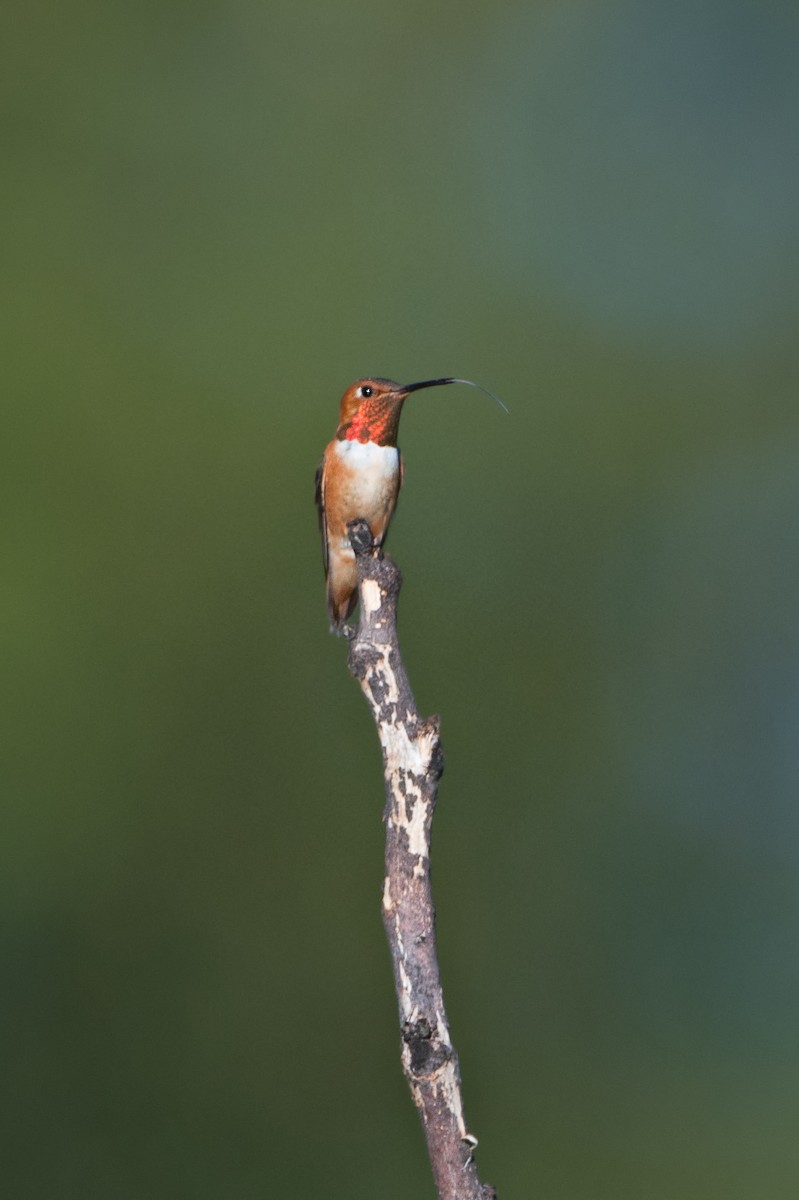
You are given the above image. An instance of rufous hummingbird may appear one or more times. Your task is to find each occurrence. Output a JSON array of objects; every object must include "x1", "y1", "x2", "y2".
[{"x1": 315, "y1": 376, "x2": 506, "y2": 633}]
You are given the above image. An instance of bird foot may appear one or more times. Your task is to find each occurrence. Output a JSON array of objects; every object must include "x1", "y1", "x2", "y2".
[{"x1": 346, "y1": 518, "x2": 374, "y2": 556}]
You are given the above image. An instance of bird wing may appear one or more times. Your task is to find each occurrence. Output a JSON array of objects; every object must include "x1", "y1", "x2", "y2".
[{"x1": 314, "y1": 458, "x2": 329, "y2": 575}]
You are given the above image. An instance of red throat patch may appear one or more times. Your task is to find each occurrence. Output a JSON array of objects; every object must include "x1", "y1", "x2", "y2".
[
  {"x1": 343, "y1": 396, "x2": 403, "y2": 445},
  {"x1": 344, "y1": 411, "x2": 371, "y2": 442}
]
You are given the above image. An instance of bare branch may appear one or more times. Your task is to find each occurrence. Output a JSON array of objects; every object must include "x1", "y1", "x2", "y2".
[{"x1": 345, "y1": 518, "x2": 497, "y2": 1200}]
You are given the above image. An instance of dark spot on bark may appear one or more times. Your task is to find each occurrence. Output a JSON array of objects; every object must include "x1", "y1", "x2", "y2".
[
  {"x1": 407, "y1": 770, "x2": 426, "y2": 793},
  {"x1": 402, "y1": 1016, "x2": 449, "y2": 1075},
  {"x1": 368, "y1": 669, "x2": 393, "y2": 712},
  {"x1": 348, "y1": 644, "x2": 381, "y2": 680},
  {"x1": 421, "y1": 741, "x2": 442, "y2": 781}
]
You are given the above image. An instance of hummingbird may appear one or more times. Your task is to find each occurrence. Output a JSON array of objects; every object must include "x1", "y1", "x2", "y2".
[{"x1": 315, "y1": 376, "x2": 506, "y2": 633}]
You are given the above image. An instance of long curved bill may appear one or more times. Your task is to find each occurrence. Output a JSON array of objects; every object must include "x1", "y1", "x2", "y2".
[{"x1": 399, "y1": 377, "x2": 508, "y2": 413}]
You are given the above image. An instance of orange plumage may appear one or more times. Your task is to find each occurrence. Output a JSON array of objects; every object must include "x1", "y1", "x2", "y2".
[
  {"x1": 315, "y1": 378, "x2": 406, "y2": 632},
  {"x1": 315, "y1": 374, "x2": 501, "y2": 632}
]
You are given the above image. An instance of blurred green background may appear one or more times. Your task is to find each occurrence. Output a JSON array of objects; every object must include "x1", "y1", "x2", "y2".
[{"x1": 5, "y1": 1, "x2": 799, "y2": 1196}]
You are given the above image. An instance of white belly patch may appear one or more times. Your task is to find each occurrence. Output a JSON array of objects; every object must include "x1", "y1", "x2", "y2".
[{"x1": 333, "y1": 439, "x2": 400, "y2": 547}]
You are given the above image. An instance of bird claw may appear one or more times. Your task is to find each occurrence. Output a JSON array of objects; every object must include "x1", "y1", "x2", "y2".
[
  {"x1": 346, "y1": 518, "x2": 374, "y2": 556},
  {"x1": 329, "y1": 620, "x2": 357, "y2": 639}
]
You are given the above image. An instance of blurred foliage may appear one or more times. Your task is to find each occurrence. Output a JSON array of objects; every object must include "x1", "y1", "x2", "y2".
[{"x1": 4, "y1": 0, "x2": 799, "y2": 1196}]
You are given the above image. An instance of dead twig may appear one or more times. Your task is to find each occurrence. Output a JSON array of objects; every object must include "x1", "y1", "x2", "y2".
[{"x1": 345, "y1": 518, "x2": 496, "y2": 1200}]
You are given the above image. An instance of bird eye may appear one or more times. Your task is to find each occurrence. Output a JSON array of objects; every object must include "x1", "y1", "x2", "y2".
[{"x1": 360, "y1": 385, "x2": 373, "y2": 398}]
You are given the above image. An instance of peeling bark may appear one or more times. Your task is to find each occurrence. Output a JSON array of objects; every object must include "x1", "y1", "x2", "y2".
[{"x1": 345, "y1": 519, "x2": 496, "y2": 1200}]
